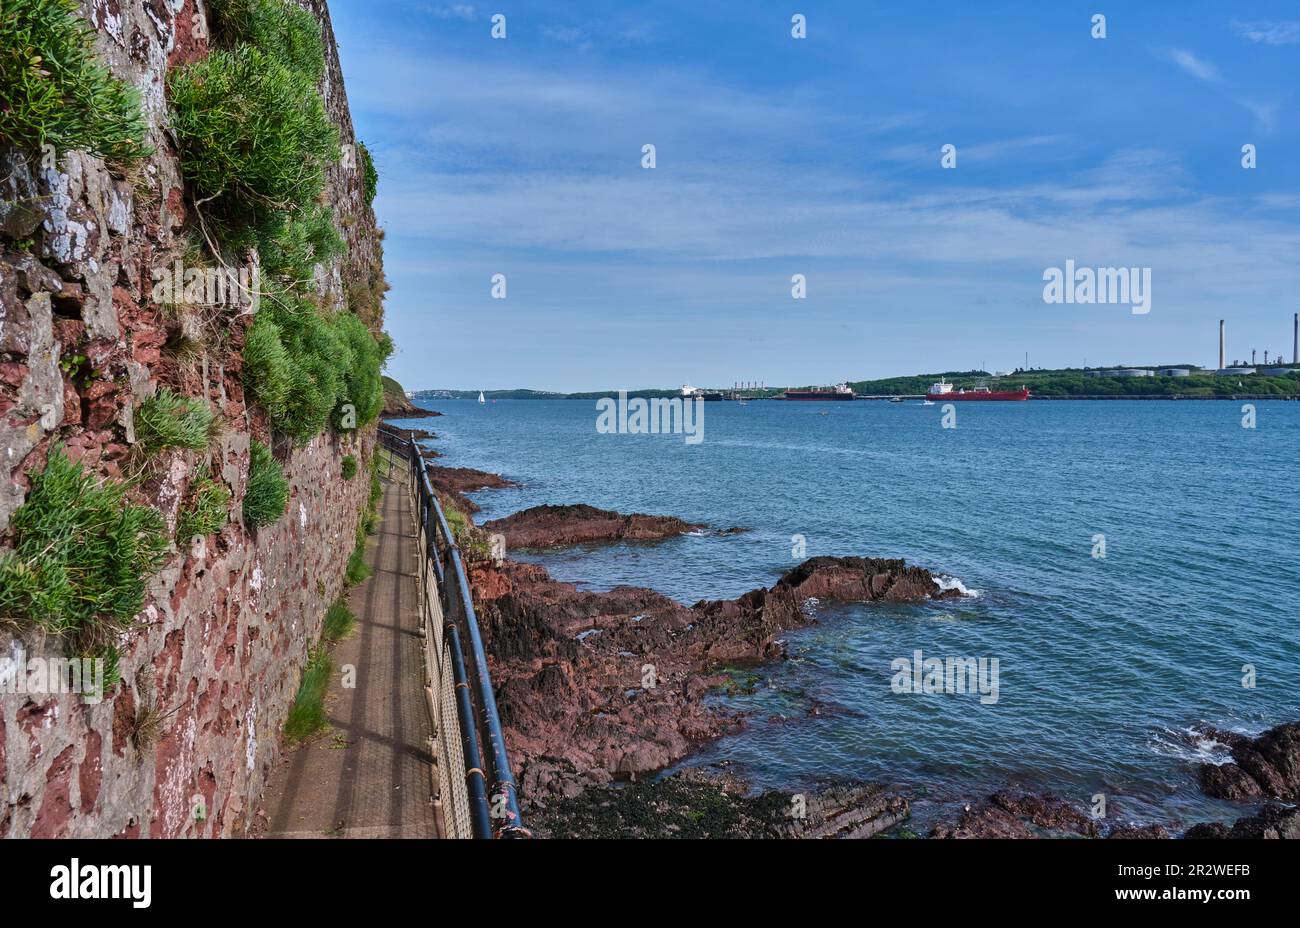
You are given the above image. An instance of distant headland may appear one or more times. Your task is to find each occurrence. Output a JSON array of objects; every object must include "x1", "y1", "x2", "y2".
[{"x1": 409, "y1": 364, "x2": 1300, "y2": 403}]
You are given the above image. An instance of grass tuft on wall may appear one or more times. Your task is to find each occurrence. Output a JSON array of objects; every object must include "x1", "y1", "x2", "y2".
[
  {"x1": 167, "y1": 43, "x2": 338, "y2": 231},
  {"x1": 284, "y1": 646, "x2": 331, "y2": 742},
  {"x1": 322, "y1": 598, "x2": 355, "y2": 641},
  {"x1": 134, "y1": 387, "x2": 214, "y2": 453},
  {"x1": 176, "y1": 467, "x2": 231, "y2": 541},
  {"x1": 242, "y1": 440, "x2": 289, "y2": 528},
  {"x1": 207, "y1": 0, "x2": 327, "y2": 82},
  {"x1": 0, "y1": 448, "x2": 168, "y2": 647},
  {"x1": 168, "y1": 0, "x2": 391, "y2": 448},
  {"x1": 0, "y1": 0, "x2": 149, "y2": 162},
  {"x1": 358, "y1": 140, "x2": 378, "y2": 205}
]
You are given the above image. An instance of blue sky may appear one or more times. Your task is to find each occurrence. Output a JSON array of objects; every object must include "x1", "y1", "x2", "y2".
[{"x1": 333, "y1": 1, "x2": 1300, "y2": 391}]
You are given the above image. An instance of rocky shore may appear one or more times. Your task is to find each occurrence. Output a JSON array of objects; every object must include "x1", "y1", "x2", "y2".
[
  {"x1": 399, "y1": 422, "x2": 1299, "y2": 839},
  {"x1": 466, "y1": 551, "x2": 960, "y2": 803},
  {"x1": 482, "y1": 503, "x2": 706, "y2": 549},
  {"x1": 530, "y1": 767, "x2": 909, "y2": 839},
  {"x1": 1195, "y1": 721, "x2": 1300, "y2": 801},
  {"x1": 425, "y1": 464, "x2": 518, "y2": 514},
  {"x1": 925, "y1": 723, "x2": 1300, "y2": 839}
]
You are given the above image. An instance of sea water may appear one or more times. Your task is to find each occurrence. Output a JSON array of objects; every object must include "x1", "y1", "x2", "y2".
[{"x1": 401, "y1": 398, "x2": 1299, "y2": 829}]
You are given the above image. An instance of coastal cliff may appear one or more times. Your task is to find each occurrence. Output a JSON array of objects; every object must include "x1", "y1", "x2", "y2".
[{"x1": 0, "y1": 0, "x2": 385, "y2": 837}]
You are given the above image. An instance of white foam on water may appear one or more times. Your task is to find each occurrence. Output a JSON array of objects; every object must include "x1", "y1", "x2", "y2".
[
  {"x1": 935, "y1": 575, "x2": 981, "y2": 598},
  {"x1": 1150, "y1": 725, "x2": 1235, "y2": 766}
]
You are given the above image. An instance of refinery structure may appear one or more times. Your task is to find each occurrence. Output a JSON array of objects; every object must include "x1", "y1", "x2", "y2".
[
  {"x1": 1087, "y1": 314, "x2": 1298, "y2": 379},
  {"x1": 1214, "y1": 313, "x2": 1299, "y2": 375}
]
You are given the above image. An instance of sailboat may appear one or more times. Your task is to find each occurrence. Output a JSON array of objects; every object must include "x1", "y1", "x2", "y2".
[{"x1": 478, "y1": 391, "x2": 485, "y2": 404}]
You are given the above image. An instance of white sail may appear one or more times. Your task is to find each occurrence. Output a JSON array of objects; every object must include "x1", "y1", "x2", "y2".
[{"x1": 478, "y1": 391, "x2": 486, "y2": 404}]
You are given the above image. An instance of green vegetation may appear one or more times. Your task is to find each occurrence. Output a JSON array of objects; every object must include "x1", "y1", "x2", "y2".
[
  {"x1": 242, "y1": 440, "x2": 289, "y2": 528},
  {"x1": 167, "y1": 0, "x2": 392, "y2": 445},
  {"x1": 335, "y1": 311, "x2": 388, "y2": 427},
  {"x1": 241, "y1": 289, "x2": 390, "y2": 441},
  {"x1": 381, "y1": 375, "x2": 405, "y2": 402},
  {"x1": 167, "y1": 42, "x2": 337, "y2": 231},
  {"x1": 344, "y1": 526, "x2": 371, "y2": 585},
  {"x1": 1015, "y1": 368, "x2": 1299, "y2": 398},
  {"x1": 0, "y1": 0, "x2": 148, "y2": 162},
  {"x1": 252, "y1": 203, "x2": 344, "y2": 290},
  {"x1": 421, "y1": 365, "x2": 1300, "y2": 402},
  {"x1": 206, "y1": 0, "x2": 326, "y2": 81},
  {"x1": 343, "y1": 457, "x2": 384, "y2": 582},
  {"x1": 134, "y1": 387, "x2": 214, "y2": 453},
  {"x1": 284, "y1": 646, "x2": 331, "y2": 742},
  {"x1": 845, "y1": 367, "x2": 1300, "y2": 399},
  {"x1": 358, "y1": 140, "x2": 378, "y2": 205},
  {"x1": 176, "y1": 468, "x2": 231, "y2": 541},
  {"x1": 341, "y1": 455, "x2": 357, "y2": 480},
  {"x1": 322, "y1": 598, "x2": 355, "y2": 641},
  {"x1": 444, "y1": 505, "x2": 468, "y2": 538},
  {"x1": 0, "y1": 448, "x2": 168, "y2": 652},
  {"x1": 365, "y1": 462, "x2": 382, "y2": 531},
  {"x1": 241, "y1": 312, "x2": 293, "y2": 422}
]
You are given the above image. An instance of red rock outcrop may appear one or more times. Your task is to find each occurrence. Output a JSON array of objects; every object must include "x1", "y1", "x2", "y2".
[
  {"x1": 1184, "y1": 805, "x2": 1300, "y2": 839},
  {"x1": 425, "y1": 464, "x2": 517, "y2": 514},
  {"x1": 930, "y1": 791, "x2": 1100, "y2": 839},
  {"x1": 482, "y1": 503, "x2": 705, "y2": 549},
  {"x1": 469, "y1": 552, "x2": 959, "y2": 804},
  {"x1": 1196, "y1": 722, "x2": 1300, "y2": 801}
]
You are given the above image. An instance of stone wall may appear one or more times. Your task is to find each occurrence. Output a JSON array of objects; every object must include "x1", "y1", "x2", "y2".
[{"x1": 0, "y1": 0, "x2": 382, "y2": 837}]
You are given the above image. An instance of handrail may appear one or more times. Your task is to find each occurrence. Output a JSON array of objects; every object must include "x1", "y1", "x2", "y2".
[{"x1": 376, "y1": 423, "x2": 528, "y2": 838}]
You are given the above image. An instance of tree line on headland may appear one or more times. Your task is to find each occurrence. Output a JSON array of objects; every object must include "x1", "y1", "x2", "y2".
[{"x1": 408, "y1": 366, "x2": 1300, "y2": 402}]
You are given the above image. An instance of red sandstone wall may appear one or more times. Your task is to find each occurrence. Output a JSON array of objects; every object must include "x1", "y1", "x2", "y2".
[{"x1": 0, "y1": 0, "x2": 382, "y2": 837}]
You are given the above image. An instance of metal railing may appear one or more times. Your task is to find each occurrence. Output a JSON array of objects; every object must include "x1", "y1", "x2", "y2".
[{"x1": 376, "y1": 423, "x2": 528, "y2": 839}]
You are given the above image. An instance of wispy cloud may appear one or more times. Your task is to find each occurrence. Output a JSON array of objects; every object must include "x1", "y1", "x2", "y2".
[
  {"x1": 1237, "y1": 98, "x2": 1278, "y2": 134},
  {"x1": 1161, "y1": 48, "x2": 1221, "y2": 83},
  {"x1": 541, "y1": 25, "x2": 594, "y2": 52},
  {"x1": 1231, "y1": 20, "x2": 1300, "y2": 45},
  {"x1": 362, "y1": 51, "x2": 1298, "y2": 297},
  {"x1": 1155, "y1": 48, "x2": 1278, "y2": 134},
  {"x1": 334, "y1": 9, "x2": 1300, "y2": 388},
  {"x1": 424, "y1": 4, "x2": 477, "y2": 21}
]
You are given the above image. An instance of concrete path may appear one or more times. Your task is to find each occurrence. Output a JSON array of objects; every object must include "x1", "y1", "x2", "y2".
[{"x1": 258, "y1": 474, "x2": 436, "y2": 838}]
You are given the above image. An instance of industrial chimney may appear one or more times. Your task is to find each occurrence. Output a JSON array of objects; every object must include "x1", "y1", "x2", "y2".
[{"x1": 1219, "y1": 320, "x2": 1225, "y2": 370}]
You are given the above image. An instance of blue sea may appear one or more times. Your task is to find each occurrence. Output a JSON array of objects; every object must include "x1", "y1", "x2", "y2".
[{"x1": 401, "y1": 398, "x2": 1299, "y2": 830}]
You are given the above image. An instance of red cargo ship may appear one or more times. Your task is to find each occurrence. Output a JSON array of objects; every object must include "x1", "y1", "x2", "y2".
[{"x1": 925, "y1": 380, "x2": 1029, "y2": 401}]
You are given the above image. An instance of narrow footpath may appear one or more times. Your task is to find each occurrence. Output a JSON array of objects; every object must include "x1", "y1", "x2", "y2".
[{"x1": 258, "y1": 474, "x2": 436, "y2": 837}]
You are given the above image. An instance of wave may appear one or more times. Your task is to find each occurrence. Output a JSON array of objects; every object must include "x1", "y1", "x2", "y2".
[
  {"x1": 935, "y1": 575, "x2": 982, "y2": 598},
  {"x1": 1149, "y1": 725, "x2": 1235, "y2": 766}
]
